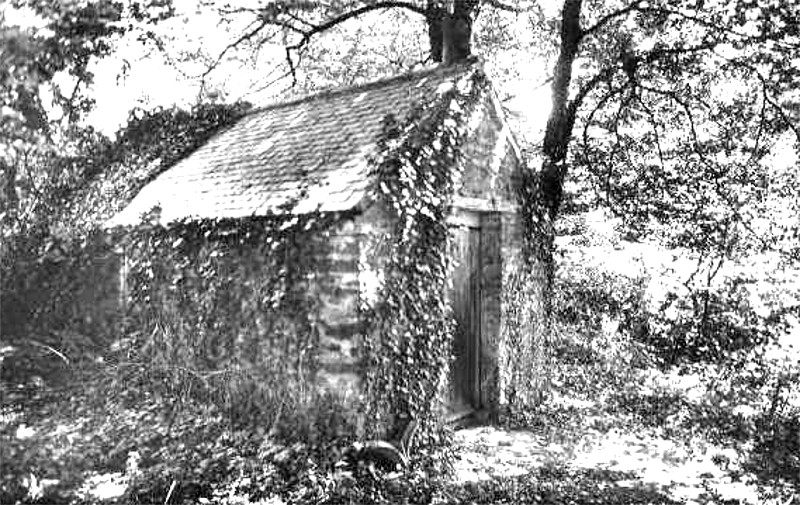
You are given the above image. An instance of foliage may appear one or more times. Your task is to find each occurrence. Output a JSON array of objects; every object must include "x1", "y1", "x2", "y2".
[
  {"x1": 0, "y1": 0, "x2": 119, "y2": 154},
  {"x1": 443, "y1": 466, "x2": 680, "y2": 504},
  {"x1": 498, "y1": 262, "x2": 553, "y2": 413},
  {"x1": 1, "y1": 0, "x2": 176, "y2": 233},
  {"x1": 539, "y1": 0, "x2": 800, "y2": 269},
  {"x1": 122, "y1": 394, "x2": 367, "y2": 505},
  {"x1": 554, "y1": 263, "x2": 647, "y2": 350},
  {"x1": 5, "y1": 1, "x2": 800, "y2": 502},
  {"x1": 362, "y1": 68, "x2": 485, "y2": 443},
  {"x1": 533, "y1": 0, "x2": 800, "y2": 229},
  {"x1": 549, "y1": 232, "x2": 800, "y2": 499},
  {"x1": 644, "y1": 286, "x2": 770, "y2": 365},
  {"x1": 3, "y1": 376, "x2": 440, "y2": 505},
  {"x1": 118, "y1": 211, "x2": 344, "y2": 428},
  {"x1": 0, "y1": 102, "x2": 250, "y2": 412}
]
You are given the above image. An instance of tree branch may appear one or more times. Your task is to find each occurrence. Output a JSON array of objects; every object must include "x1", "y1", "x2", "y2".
[
  {"x1": 581, "y1": 0, "x2": 644, "y2": 39},
  {"x1": 755, "y1": 75, "x2": 800, "y2": 142},
  {"x1": 283, "y1": 1, "x2": 427, "y2": 84},
  {"x1": 637, "y1": 7, "x2": 800, "y2": 51},
  {"x1": 206, "y1": 2, "x2": 426, "y2": 82},
  {"x1": 581, "y1": 84, "x2": 624, "y2": 153},
  {"x1": 580, "y1": 83, "x2": 625, "y2": 209},
  {"x1": 202, "y1": 17, "x2": 272, "y2": 78},
  {"x1": 641, "y1": 101, "x2": 666, "y2": 170},
  {"x1": 639, "y1": 83, "x2": 707, "y2": 159},
  {"x1": 292, "y1": 1, "x2": 426, "y2": 49},
  {"x1": 713, "y1": 55, "x2": 800, "y2": 142},
  {"x1": 483, "y1": 0, "x2": 536, "y2": 13},
  {"x1": 567, "y1": 65, "x2": 616, "y2": 120}
]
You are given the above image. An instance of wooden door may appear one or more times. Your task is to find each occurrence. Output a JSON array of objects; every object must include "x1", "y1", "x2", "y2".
[{"x1": 448, "y1": 220, "x2": 481, "y2": 413}]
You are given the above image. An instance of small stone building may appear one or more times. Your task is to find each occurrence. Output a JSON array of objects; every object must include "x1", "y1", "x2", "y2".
[{"x1": 110, "y1": 60, "x2": 543, "y2": 418}]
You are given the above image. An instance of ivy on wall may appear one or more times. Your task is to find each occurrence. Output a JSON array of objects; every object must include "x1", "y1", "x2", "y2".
[
  {"x1": 506, "y1": 189, "x2": 554, "y2": 408},
  {"x1": 499, "y1": 119, "x2": 558, "y2": 414},
  {"x1": 363, "y1": 70, "x2": 488, "y2": 444},
  {"x1": 119, "y1": 210, "x2": 347, "y2": 429}
]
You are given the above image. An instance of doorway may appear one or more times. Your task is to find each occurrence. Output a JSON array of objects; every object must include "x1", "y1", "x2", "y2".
[{"x1": 448, "y1": 212, "x2": 482, "y2": 414}]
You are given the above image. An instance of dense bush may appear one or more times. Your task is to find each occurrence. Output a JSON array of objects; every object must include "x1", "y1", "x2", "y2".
[
  {"x1": 1, "y1": 103, "x2": 251, "y2": 345},
  {"x1": 643, "y1": 286, "x2": 772, "y2": 365},
  {"x1": 547, "y1": 256, "x2": 654, "y2": 403},
  {"x1": 747, "y1": 407, "x2": 800, "y2": 483}
]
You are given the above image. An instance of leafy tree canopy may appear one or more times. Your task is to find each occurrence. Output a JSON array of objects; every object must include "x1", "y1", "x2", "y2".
[
  {"x1": 553, "y1": 0, "x2": 800, "y2": 261},
  {"x1": 0, "y1": 0, "x2": 174, "y2": 235},
  {"x1": 3, "y1": 0, "x2": 799, "y2": 267}
]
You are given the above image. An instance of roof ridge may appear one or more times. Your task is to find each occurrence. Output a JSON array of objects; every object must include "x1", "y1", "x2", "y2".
[{"x1": 246, "y1": 57, "x2": 483, "y2": 116}]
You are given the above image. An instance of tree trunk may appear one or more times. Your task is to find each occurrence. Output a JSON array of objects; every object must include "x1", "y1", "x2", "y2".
[
  {"x1": 502, "y1": 0, "x2": 586, "y2": 408},
  {"x1": 539, "y1": 0, "x2": 583, "y2": 220},
  {"x1": 427, "y1": 0, "x2": 478, "y2": 65},
  {"x1": 426, "y1": 2, "x2": 445, "y2": 62}
]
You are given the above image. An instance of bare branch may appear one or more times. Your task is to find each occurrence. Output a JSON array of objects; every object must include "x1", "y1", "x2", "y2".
[
  {"x1": 641, "y1": 40, "x2": 719, "y2": 66},
  {"x1": 279, "y1": 1, "x2": 427, "y2": 85},
  {"x1": 288, "y1": 1, "x2": 426, "y2": 52},
  {"x1": 285, "y1": 46, "x2": 299, "y2": 87},
  {"x1": 285, "y1": 11, "x2": 317, "y2": 29},
  {"x1": 612, "y1": 89, "x2": 637, "y2": 177},
  {"x1": 205, "y1": 1, "x2": 426, "y2": 83},
  {"x1": 217, "y1": 6, "x2": 260, "y2": 16},
  {"x1": 579, "y1": 84, "x2": 625, "y2": 209},
  {"x1": 581, "y1": 83, "x2": 624, "y2": 152},
  {"x1": 534, "y1": 76, "x2": 553, "y2": 90},
  {"x1": 749, "y1": 93, "x2": 768, "y2": 165},
  {"x1": 202, "y1": 17, "x2": 271, "y2": 78}
]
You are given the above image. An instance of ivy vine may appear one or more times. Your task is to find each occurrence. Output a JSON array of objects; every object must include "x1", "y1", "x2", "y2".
[
  {"x1": 364, "y1": 70, "x2": 488, "y2": 444},
  {"x1": 120, "y1": 210, "x2": 348, "y2": 428}
]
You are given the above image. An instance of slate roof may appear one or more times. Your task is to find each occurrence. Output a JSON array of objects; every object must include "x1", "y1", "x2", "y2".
[{"x1": 108, "y1": 61, "x2": 485, "y2": 227}]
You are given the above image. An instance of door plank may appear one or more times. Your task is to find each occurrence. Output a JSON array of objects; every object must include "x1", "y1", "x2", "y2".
[{"x1": 448, "y1": 220, "x2": 482, "y2": 412}]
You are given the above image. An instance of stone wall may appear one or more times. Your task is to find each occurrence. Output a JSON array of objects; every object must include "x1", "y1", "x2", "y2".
[
  {"x1": 458, "y1": 89, "x2": 520, "y2": 205},
  {"x1": 315, "y1": 205, "x2": 392, "y2": 396}
]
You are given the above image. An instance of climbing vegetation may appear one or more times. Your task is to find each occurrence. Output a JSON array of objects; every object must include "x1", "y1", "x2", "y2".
[{"x1": 362, "y1": 70, "x2": 486, "y2": 446}]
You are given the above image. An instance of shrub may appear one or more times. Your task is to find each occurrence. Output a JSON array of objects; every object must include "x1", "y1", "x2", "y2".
[
  {"x1": 747, "y1": 408, "x2": 800, "y2": 483},
  {"x1": 644, "y1": 286, "x2": 771, "y2": 365}
]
